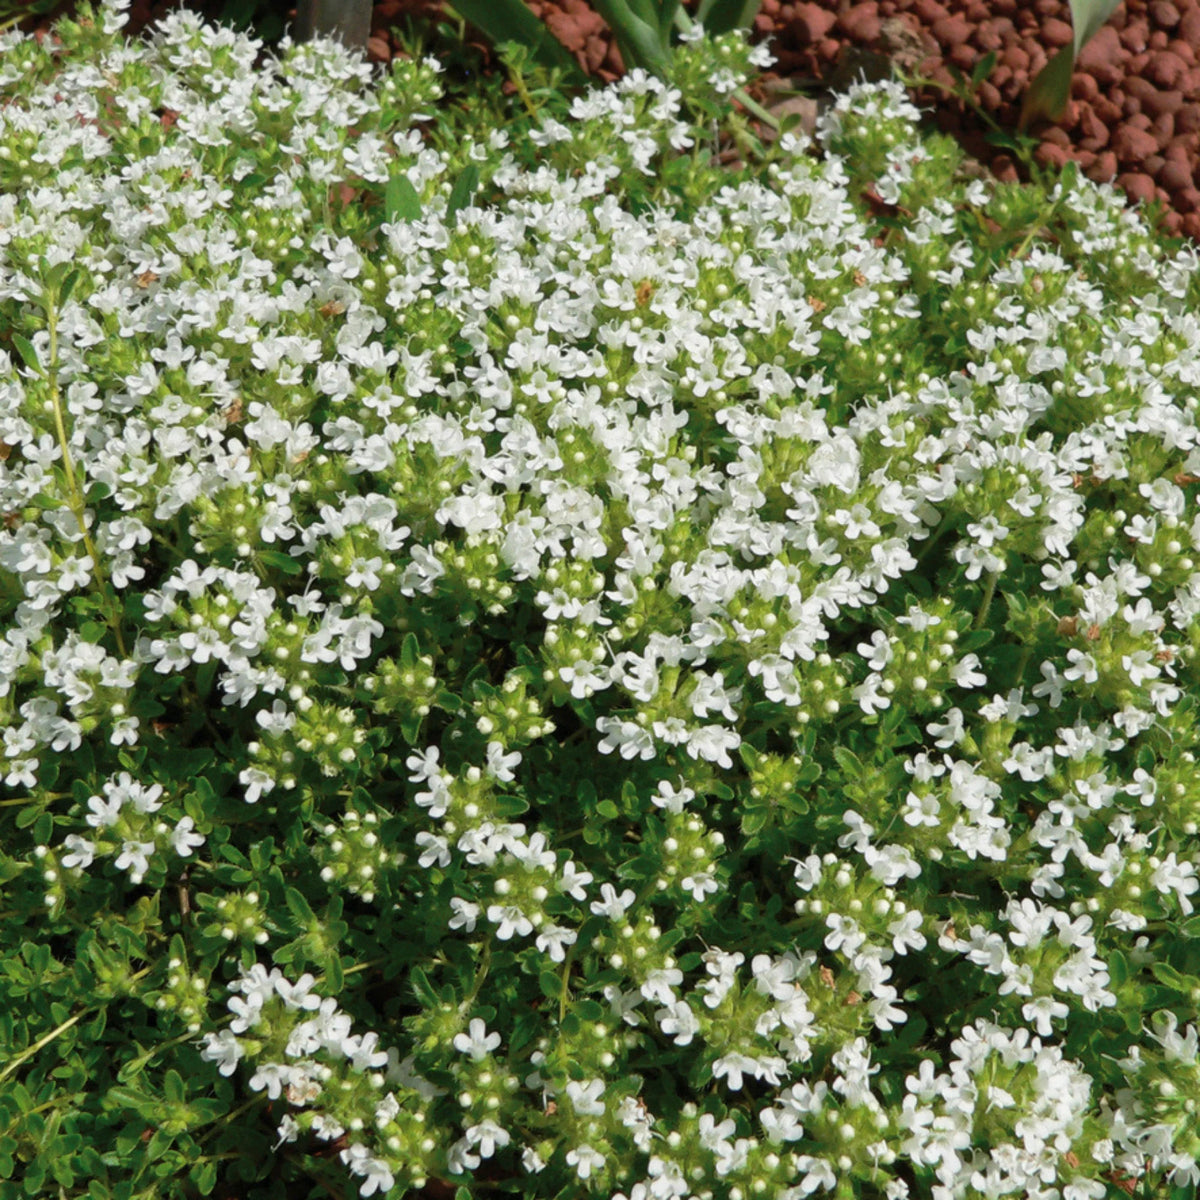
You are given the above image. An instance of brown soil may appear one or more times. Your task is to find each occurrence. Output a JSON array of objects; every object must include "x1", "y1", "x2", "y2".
[{"x1": 17, "y1": 0, "x2": 1200, "y2": 242}]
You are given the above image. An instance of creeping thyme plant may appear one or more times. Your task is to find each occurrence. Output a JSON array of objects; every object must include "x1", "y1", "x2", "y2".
[{"x1": 4, "y1": 2, "x2": 1200, "y2": 1198}]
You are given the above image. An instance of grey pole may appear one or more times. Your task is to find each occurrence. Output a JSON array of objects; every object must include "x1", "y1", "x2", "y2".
[{"x1": 293, "y1": 0, "x2": 373, "y2": 54}]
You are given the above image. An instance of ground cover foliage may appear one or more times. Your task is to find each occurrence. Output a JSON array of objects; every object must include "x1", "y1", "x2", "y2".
[{"x1": 2, "y1": 2, "x2": 1200, "y2": 1197}]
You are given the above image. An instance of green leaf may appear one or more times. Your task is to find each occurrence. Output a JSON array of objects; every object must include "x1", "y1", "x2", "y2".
[
  {"x1": 591, "y1": 0, "x2": 673, "y2": 76},
  {"x1": 257, "y1": 549, "x2": 302, "y2": 576},
  {"x1": 1108, "y1": 950, "x2": 1130, "y2": 988},
  {"x1": 285, "y1": 886, "x2": 316, "y2": 926},
  {"x1": 163, "y1": 1070, "x2": 186, "y2": 1106},
  {"x1": 740, "y1": 807, "x2": 769, "y2": 836},
  {"x1": 11, "y1": 334, "x2": 40, "y2": 372},
  {"x1": 1020, "y1": 0, "x2": 1121, "y2": 129},
  {"x1": 59, "y1": 267, "x2": 83, "y2": 306},
  {"x1": 970, "y1": 48, "x2": 998, "y2": 88},
  {"x1": 448, "y1": 0, "x2": 584, "y2": 77},
  {"x1": 538, "y1": 970, "x2": 561, "y2": 1000},
  {"x1": 190, "y1": 1160, "x2": 218, "y2": 1196},
  {"x1": 596, "y1": 799, "x2": 620, "y2": 820},
  {"x1": 832, "y1": 747, "x2": 864, "y2": 778},
  {"x1": 695, "y1": 0, "x2": 760, "y2": 35},
  {"x1": 446, "y1": 164, "x2": 480, "y2": 222},
  {"x1": 410, "y1": 965, "x2": 439, "y2": 1008},
  {"x1": 384, "y1": 172, "x2": 422, "y2": 224},
  {"x1": 1151, "y1": 961, "x2": 1197, "y2": 993}
]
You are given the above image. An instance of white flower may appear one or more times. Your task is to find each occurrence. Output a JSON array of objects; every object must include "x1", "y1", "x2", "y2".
[
  {"x1": 248, "y1": 1061, "x2": 291, "y2": 1100},
  {"x1": 171, "y1": 816, "x2": 205, "y2": 857},
  {"x1": 61, "y1": 835, "x2": 95, "y2": 870},
  {"x1": 448, "y1": 898, "x2": 480, "y2": 932},
  {"x1": 655, "y1": 999, "x2": 699, "y2": 1046},
  {"x1": 535, "y1": 923, "x2": 577, "y2": 963},
  {"x1": 1151, "y1": 852, "x2": 1199, "y2": 915},
  {"x1": 453, "y1": 1018, "x2": 501, "y2": 1062},
  {"x1": 465, "y1": 1120, "x2": 510, "y2": 1159},
  {"x1": 115, "y1": 840, "x2": 155, "y2": 881},
  {"x1": 558, "y1": 859, "x2": 593, "y2": 901},
  {"x1": 486, "y1": 904, "x2": 533, "y2": 940},
  {"x1": 589, "y1": 882, "x2": 636, "y2": 920},
  {"x1": 712, "y1": 1052, "x2": 757, "y2": 1091},
  {"x1": 565, "y1": 1143, "x2": 605, "y2": 1180},
  {"x1": 199, "y1": 1029, "x2": 244, "y2": 1077},
  {"x1": 566, "y1": 1078, "x2": 606, "y2": 1116}
]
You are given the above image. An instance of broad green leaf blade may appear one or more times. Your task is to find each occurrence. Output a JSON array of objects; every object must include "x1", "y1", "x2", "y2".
[
  {"x1": 591, "y1": 0, "x2": 673, "y2": 76},
  {"x1": 1020, "y1": 0, "x2": 1120, "y2": 129},
  {"x1": 59, "y1": 267, "x2": 82, "y2": 306},
  {"x1": 11, "y1": 334, "x2": 40, "y2": 372},
  {"x1": 385, "y1": 172, "x2": 422, "y2": 224},
  {"x1": 446, "y1": 164, "x2": 480, "y2": 221},
  {"x1": 447, "y1": 0, "x2": 583, "y2": 79},
  {"x1": 970, "y1": 48, "x2": 997, "y2": 89},
  {"x1": 1018, "y1": 44, "x2": 1074, "y2": 129},
  {"x1": 1070, "y1": 0, "x2": 1121, "y2": 53},
  {"x1": 695, "y1": 0, "x2": 761, "y2": 35}
]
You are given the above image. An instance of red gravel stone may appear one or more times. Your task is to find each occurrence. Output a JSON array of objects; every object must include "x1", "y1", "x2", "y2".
[
  {"x1": 1160, "y1": 160, "x2": 1193, "y2": 191},
  {"x1": 838, "y1": 2, "x2": 882, "y2": 41},
  {"x1": 1001, "y1": 44, "x2": 1029, "y2": 72},
  {"x1": 1150, "y1": 1, "x2": 1181, "y2": 29},
  {"x1": 1168, "y1": 38, "x2": 1195, "y2": 66},
  {"x1": 973, "y1": 21, "x2": 1006, "y2": 51},
  {"x1": 1079, "y1": 104, "x2": 1111, "y2": 149},
  {"x1": 1112, "y1": 123, "x2": 1161, "y2": 164},
  {"x1": 1147, "y1": 51, "x2": 1187, "y2": 88},
  {"x1": 1042, "y1": 18, "x2": 1073, "y2": 47},
  {"x1": 1178, "y1": 106, "x2": 1200, "y2": 134},
  {"x1": 794, "y1": 3, "x2": 837, "y2": 42},
  {"x1": 1153, "y1": 112, "x2": 1176, "y2": 143},
  {"x1": 1118, "y1": 173, "x2": 1159, "y2": 206},
  {"x1": 931, "y1": 13, "x2": 971, "y2": 45},
  {"x1": 1088, "y1": 151, "x2": 1120, "y2": 183},
  {"x1": 1076, "y1": 26, "x2": 1126, "y2": 87},
  {"x1": 914, "y1": 0, "x2": 949, "y2": 23},
  {"x1": 990, "y1": 153, "x2": 1020, "y2": 182},
  {"x1": 950, "y1": 42, "x2": 975, "y2": 69},
  {"x1": 1119, "y1": 20, "x2": 1150, "y2": 54},
  {"x1": 1179, "y1": 6, "x2": 1200, "y2": 43},
  {"x1": 1143, "y1": 89, "x2": 1185, "y2": 118},
  {"x1": 1036, "y1": 142, "x2": 1071, "y2": 168},
  {"x1": 978, "y1": 80, "x2": 1001, "y2": 108}
]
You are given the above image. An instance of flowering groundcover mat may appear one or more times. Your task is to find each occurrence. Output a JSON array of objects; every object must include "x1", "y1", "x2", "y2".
[{"x1": 2, "y1": 3, "x2": 1200, "y2": 1198}]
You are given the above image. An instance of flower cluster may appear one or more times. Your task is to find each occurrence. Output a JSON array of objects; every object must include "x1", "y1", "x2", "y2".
[{"x1": 4, "y1": 1, "x2": 1200, "y2": 1198}]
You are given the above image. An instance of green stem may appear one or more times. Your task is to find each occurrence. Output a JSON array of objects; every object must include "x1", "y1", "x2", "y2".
[
  {"x1": 458, "y1": 939, "x2": 492, "y2": 1013},
  {"x1": 45, "y1": 298, "x2": 128, "y2": 659},
  {"x1": 506, "y1": 63, "x2": 539, "y2": 121},
  {"x1": 196, "y1": 1097, "x2": 264, "y2": 1147},
  {"x1": 672, "y1": 8, "x2": 779, "y2": 131},
  {"x1": 974, "y1": 570, "x2": 1000, "y2": 631},
  {"x1": 0, "y1": 967, "x2": 149, "y2": 1083}
]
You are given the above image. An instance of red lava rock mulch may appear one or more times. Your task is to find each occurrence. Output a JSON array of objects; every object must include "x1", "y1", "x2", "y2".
[{"x1": 19, "y1": 0, "x2": 1200, "y2": 241}]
